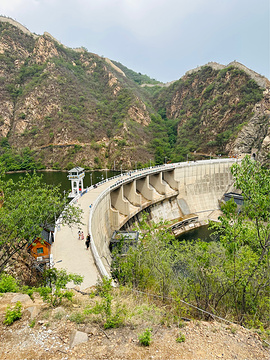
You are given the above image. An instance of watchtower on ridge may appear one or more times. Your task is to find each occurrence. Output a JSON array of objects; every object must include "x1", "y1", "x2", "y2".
[{"x1": 68, "y1": 166, "x2": 85, "y2": 198}]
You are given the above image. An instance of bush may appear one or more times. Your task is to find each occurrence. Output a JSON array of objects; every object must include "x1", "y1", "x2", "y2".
[
  {"x1": 52, "y1": 162, "x2": 61, "y2": 170},
  {"x1": 29, "y1": 319, "x2": 36, "y2": 328},
  {"x1": 37, "y1": 269, "x2": 83, "y2": 307},
  {"x1": 0, "y1": 274, "x2": 19, "y2": 293},
  {"x1": 138, "y1": 328, "x2": 152, "y2": 346},
  {"x1": 104, "y1": 306, "x2": 126, "y2": 329},
  {"x1": 176, "y1": 332, "x2": 185, "y2": 343},
  {"x1": 84, "y1": 277, "x2": 126, "y2": 329},
  {"x1": 66, "y1": 162, "x2": 75, "y2": 170},
  {"x1": 4, "y1": 301, "x2": 22, "y2": 325}
]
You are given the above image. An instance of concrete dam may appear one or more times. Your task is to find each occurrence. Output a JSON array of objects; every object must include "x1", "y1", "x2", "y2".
[{"x1": 88, "y1": 159, "x2": 237, "y2": 280}]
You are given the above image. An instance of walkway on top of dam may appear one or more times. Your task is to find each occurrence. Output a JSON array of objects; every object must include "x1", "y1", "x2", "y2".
[{"x1": 52, "y1": 167, "x2": 157, "y2": 290}]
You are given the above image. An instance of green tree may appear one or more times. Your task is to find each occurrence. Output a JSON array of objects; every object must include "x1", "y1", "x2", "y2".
[
  {"x1": 210, "y1": 157, "x2": 270, "y2": 324},
  {"x1": 111, "y1": 216, "x2": 181, "y2": 300},
  {"x1": 0, "y1": 171, "x2": 83, "y2": 273},
  {"x1": 112, "y1": 157, "x2": 270, "y2": 327}
]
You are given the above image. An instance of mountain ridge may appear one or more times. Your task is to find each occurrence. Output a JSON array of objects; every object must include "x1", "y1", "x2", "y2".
[
  {"x1": 0, "y1": 15, "x2": 268, "y2": 87},
  {"x1": 0, "y1": 16, "x2": 269, "y2": 170}
]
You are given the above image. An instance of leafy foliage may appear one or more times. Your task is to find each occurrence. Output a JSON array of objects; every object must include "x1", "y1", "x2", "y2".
[
  {"x1": 148, "y1": 114, "x2": 178, "y2": 164},
  {"x1": 111, "y1": 61, "x2": 161, "y2": 85},
  {"x1": 111, "y1": 215, "x2": 181, "y2": 300},
  {"x1": 0, "y1": 273, "x2": 19, "y2": 293},
  {"x1": 138, "y1": 328, "x2": 152, "y2": 346},
  {"x1": 176, "y1": 332, "x2": 185, "y2": 343},
  {"x1": 0, "y1": 171, "x2": 83, "y2": 272},
  {"x1": 210, "y1": 157, "x2": 270, "y2": 324},
  {"x1": 149, "y1": 66, "x2": 264, "y2": 159},
  {"x1": 112, "y1": 158, "x2": 270, "y2": 327},
  {"x1": 38, "y1": 268, "x2": 83, "y2": 307},
  {"x1": 0, "y1": 139, "x2": 44, "y2": 171},
  {"x1": 4, "y1": 301, "x2": 22, "y2": 325},
  {"x1": 84, "y1": 277, "x2": 126, "y2": 329}
]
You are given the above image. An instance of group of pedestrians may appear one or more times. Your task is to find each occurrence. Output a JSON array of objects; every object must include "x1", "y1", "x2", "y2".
[
  {"x1": 78, "y1": 230, "x2": 84, "y2": 240},
  {"x1": 78, "y1": 230, "x2": 91, "y2": 250}
]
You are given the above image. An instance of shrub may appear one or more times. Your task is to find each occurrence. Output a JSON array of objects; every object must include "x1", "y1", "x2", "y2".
[
  {"x1": 84, "y1": 277, "x2": 125, "y2": 329},
  {"x1": 118, "y1": 140, "x2": 127, "y2": 147},
  {"x1": 229, "y1": 326, "x2": 237, "y2": 334},
  {"x1": 66, "y1": 162, "x2": 75, "y2": 170},
  {"x1": 52, "y1": 162, "x2": 61, "y2": 170},
  {"x1": 138, "y1": 328, "x2": 152, "y2": 346},
  {"x1": 0, "y1": 274, "x2": 19, "y2": 293},
  {"x1": 104, "y1": 305, "x2": 126, "y2": 329},
  {"x1": 176, "y1": 332, "x2": 185, "y2": 343},
  {"x1": 4, "y1": 301, "x2": 22, "y2": 325},
  {"x1": 21, "y1": 285, "x2": 35, "y2": 300},
  {"x1": 29, "y1": 319, "x2": 36, "y2": 328},
  {"x1": 37, "y1": 269, "x2": 83, "y2": 307}
]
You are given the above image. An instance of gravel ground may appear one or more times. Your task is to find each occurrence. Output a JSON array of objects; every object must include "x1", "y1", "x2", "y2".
[{"x1": 0, "y1": 292, "x2": 269, "y2": 360}]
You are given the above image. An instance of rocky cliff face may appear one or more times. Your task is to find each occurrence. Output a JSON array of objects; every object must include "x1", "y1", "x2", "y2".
[
  {"x1": 0, "y1": 16, "x2": 269, "y2": 169},
  {"x1": 0, "y1": 18, "x2": 153, "y2": 169},
  {"x1": 230, "y1": 87, "x2": 270, "y2": 165},
  {"x1": 153, "y1": 65, "x2": 269, "y2": 164}
]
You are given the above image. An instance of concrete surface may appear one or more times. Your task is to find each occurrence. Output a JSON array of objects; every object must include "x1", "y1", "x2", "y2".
[{"x1": 52, "y1": 173, "x2": 132, "y2": 290}]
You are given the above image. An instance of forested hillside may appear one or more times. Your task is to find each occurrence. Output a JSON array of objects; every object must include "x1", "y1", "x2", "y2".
[
  {"x1": 146, "y1": 65, "x2": 269, "y2": 164},
  {"x1": 0, "y1": 17, "x2": 269, "y2": 170}
]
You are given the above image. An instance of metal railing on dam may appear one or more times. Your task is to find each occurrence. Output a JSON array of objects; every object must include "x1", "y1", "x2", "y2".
[{"x1": 86, "y1": 158, "x2": 240, "y2": 279}]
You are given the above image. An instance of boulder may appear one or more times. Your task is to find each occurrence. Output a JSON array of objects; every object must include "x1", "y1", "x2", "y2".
[
  {"x1": 11, "y1": 294, "x2": 33, "y2": 307},
  {"x1": 25, "y1": 305, "x2": 41, "y2": 319},
  {"x1": 69, "y1": 330, "x2": 88, "y2": 349}
]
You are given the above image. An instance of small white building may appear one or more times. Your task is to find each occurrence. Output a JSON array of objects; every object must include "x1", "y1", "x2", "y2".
[{"x1": 68, "y1": 167, "x2": 85, "y2": 198}]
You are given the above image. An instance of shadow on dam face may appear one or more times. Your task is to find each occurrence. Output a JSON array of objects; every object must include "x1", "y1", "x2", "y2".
[{"x1": 176, "y1": 225, "x2": 218, "y2": 242}]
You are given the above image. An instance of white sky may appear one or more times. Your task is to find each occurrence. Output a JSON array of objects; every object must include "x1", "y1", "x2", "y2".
[{"x1": 1, "y1": 0, "x2": 269, "y2": 82}]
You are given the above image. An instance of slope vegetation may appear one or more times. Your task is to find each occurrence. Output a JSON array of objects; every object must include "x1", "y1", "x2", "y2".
[
  {"x1": 148, "y1": 65, "x2": 269, "y2": 163},
  {"x1": 0, "y1": 17, "x2": 269, "y2": 169},
  {"x1": 0, "y1": 19, "x2": 155, "y2": 169}
]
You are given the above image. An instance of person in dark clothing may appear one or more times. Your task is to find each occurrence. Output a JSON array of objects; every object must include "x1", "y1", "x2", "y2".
[{"x1": 85, "y1": 233, "x2": 91, "y2": 250}]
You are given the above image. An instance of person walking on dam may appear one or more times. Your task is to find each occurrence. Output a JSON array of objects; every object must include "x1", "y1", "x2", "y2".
[{"x1": 85, "y1": 233, "x2": 91, "y2": 250}]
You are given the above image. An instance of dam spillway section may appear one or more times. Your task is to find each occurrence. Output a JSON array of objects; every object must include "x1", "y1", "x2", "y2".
[
  {"x1": 53, "y1": 159, "x2": 239, "y2": 289},
  {"x1": 88, "y1": 159, "x2": 238, "y2": 279}
]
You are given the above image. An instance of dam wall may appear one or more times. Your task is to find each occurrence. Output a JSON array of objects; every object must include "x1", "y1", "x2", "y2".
[
  {"x1": 175, "y1": 160, "x2": 233, "y2": 218},
  {"x1": 90, "y1": 190, "x2": 112, "y2": 276},
  {"x1": 89, "y1": 159, "x2": 237, "y2": 277}
]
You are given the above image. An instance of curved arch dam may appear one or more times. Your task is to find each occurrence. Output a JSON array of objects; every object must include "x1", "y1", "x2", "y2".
[{"x1": 52, "y1": 159, "x2": 238, "y2": 290}]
